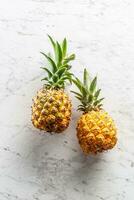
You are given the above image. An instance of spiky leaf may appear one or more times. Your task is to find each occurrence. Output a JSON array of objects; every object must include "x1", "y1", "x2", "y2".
[
  {"x1": 71, "y1": 91, "x2": 83, "y2": 98},
  {"x1": 63, "y1": 54, "x2": 75, "y2": 65},
  {"x1": 41, "y1": 67, "x2": 52, "y2": 78},
  {"x1": 40, "y1": 36, "x2": 75, "y2": 89},
  {"x1": 90, "y1": 76, "x2": 97, "y2": 93},
  {"x1": 56, "y1": 67, "x2": 66, "y2": 78},
  {"x1": 94, "y1": 98, "x2": 104, "y2": 106},
  {"x1": 56, "y1": 41, "x2": 62, "y2": 66},
  {"x1": 72, "y1": 69, "x2": 104, "y2": 112},
  {"x1": 47, "y1": 35, "x2": 55, "y2": 50},
  {"x1": 83, "y1": 68, "x2": 90, "y2": 89},
  {"x1": 40, "y1": 52, "x2": 57, "y2": 73},
  {"x1": 41, "y1": 77, "x2": 49, "y2": 81},
  {"x1": 88, "y1": 94, "x2": 93, "y2": 103},
  {"x1": 62, "y1": 38, "x2": 67, "y2": 58},
  {"x1": 94, "y1": 89, "x2": 101, "y2": 99}
]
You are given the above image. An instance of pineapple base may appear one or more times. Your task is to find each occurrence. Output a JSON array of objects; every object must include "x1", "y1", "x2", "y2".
[
  {"x1": 77, "y1": 110, "x2": 117, "y2": 154},
  {"x1": 31, "y1": 88, "x2": 72, "y2": 133}
]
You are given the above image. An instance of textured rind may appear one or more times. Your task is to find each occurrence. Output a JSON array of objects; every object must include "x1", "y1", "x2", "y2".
[
  {"x1": 77, "y1": 110, "x2": 117, "y2": 154},
  {"x1": 31, "y1": 88, "x2": 72, "y2": 133}
]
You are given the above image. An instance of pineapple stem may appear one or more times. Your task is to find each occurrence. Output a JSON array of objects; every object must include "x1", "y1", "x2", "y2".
[
  {"x1": 72, "y1": 68, "x2": 104, "y2": 112},
  {"x1": 40, "y1": 35, "x2": 75, "y2": 89}
]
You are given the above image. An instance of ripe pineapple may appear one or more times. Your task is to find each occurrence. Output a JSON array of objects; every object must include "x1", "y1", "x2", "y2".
[
  {"x1": 32, "y1": 35, "x2": 75, "y2": 133},
  {"x1": 72, "y1": 69, "x2": 117, "y2": 154}
]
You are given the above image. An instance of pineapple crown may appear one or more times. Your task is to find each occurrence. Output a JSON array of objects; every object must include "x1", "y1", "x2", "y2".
[
  {"x1": 72, "y1": 68, "x2": 104, "y2": 113},
  {"x1": 40, "y1": 35, "x2": 75, "y2": 89}
]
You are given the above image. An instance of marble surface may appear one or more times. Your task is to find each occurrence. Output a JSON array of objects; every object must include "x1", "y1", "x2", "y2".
[{"x1": 0, "y1": 0, "x2": 134, "y2": 199}]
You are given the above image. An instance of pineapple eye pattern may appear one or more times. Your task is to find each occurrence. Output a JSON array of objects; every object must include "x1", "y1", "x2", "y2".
[
  {"x1": 31, "y1": 36, "x2": 75, "y2": 133},
  {"x1": 72, "y1": 69, "x2": 117, "y2": 154}
]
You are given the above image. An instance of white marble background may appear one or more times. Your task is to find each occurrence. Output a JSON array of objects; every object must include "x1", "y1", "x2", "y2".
[{"x1": 0, "y1": 0, "x2": 134, "y2": 199}]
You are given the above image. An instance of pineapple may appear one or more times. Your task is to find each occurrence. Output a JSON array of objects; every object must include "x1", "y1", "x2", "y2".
[
  {"x1": 32, "y1": 35, "x2": 75, "y2": 133},
  {"x1": 72, "y1": 69, "x2": 117, "y2": 154}
]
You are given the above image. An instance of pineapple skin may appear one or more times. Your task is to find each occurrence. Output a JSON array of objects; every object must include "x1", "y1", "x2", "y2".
[
  {"x1": 32, "y1": 88, "x2": 72, "y2": 133},
  {"x1": 77, "y1": 110, "x2": 117, "y2": 154}
]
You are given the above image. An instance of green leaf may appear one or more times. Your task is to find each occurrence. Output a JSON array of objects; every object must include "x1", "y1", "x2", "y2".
[
  {"x1": 47, "y1": 80, "x2": 54, "y2": 85},
  {"x1": 65, "y1": 72, "x2": 73, "y2": 82},
  {"x1": 88, "y1": 94, "x2": 93, "y2": 103},
  {"x1": 78, "y1": 105, "x2": 84, "y2": 108},
  {"x1": 72, "y1": 78, "x2": 87, "y2": 97},
  {"x1": 56, "y1": 84, "x2": 64, "y2": 88},
  {"x1": 94, "y1": 98, "x2": 104, "y2": 106},
  {"x1": 67, "y1": 65, "x2": 72, "y2": 70},
  {"x1": 61, "y1": 64, "x2": 72, "y2": 70},
  {"x1": 56, "y1": 67, "x2": 66, "y2": 77},
  {"x1": 52, "y1": 74, "x2": 58, "y2": 82},
  {"x1": 47, "y1": 35, "x2": 55, "y2": 51},
  {"x1": 83, "y1": 68, "x2": 87, "y2": 86},
  {"x1": 40, "y1": 52, "x2": 57, "y2": 73},
  {"x1": 55, "y1": 79, "x2": 64, "y2": 86},
  {"x1": 66, "y1": 72, "x2": 73, "y2": 76},
  {"x1": 75, "y1": 77, "x2": 87, "y2": 97},
  {"x1": 62, "y1": 38, "x2": 67, "y2": 58},
  {"x1": 48, "y1": 52, "x2": 53, "y2": 58},
  {"x1": 94, "y1": 89, "x2": 101, "y2": 99},
  {"x1": 48, "y1": 35, "x2": 60, "y2": 62},
  {"x1": 90, "y1": 76, "x2": 97, "y2": 93},
  {"x1": 56, "y1": 41, "x2": 62, "y2": 66},
  {"x1": 41, "y1": 77, "x2": 49, "y2": 81},
  {"x1": 62, "y1": 64, "x2": 68, "y2": 68},
  {"x1": 60, "y1": 75, "x2": 69, "y2": 80},
  {"x1": 75, "y1": 96, "x2": 82, "y2": 101},
  {"x1": 53, "y1": 77, "x2": 64, "y2": 87},
  {"x1": 78, "y1": 105, "x2": 85, "y2": 110},
  {"x1": 71, "y1": 91, "x2": 83, "y2": 98},
  {"x1": 77, "y1": 107, "x2": 85, "y2": 112},
  {"x1": 98, "y1": 98, "x2": 104, "y2": 103},
  {"x1": 44, "y1": 83, "x2": 51, "y2": 87},
  {"x1": 98, "y1": 104, "x2": 103, "y2": 108},
  {"x1": 83, "y1": 68, "x2": 90, "y2": 89},
  {"x1": 63, "y1": 54, "x2": 75, "y2": 65},
  {"x1": 72, "y1": 78, "x2": 82, "y2": 92},
  {"x1": 68, "y1": 54, "x2": 75, "y2": 60},
  {"x1": 40, "y1": 67, "x2": 52, "y2": 78}
]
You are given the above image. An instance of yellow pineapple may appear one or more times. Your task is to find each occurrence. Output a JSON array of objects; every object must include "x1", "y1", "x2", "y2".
[
  {"x1": 32, "y1": 35, "x2": 75, "y2": 133},
  {"x1": 72, "y1": 69, "x2": 117, "y2": 154}
]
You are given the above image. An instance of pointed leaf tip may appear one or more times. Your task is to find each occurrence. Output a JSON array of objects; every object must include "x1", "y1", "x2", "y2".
[
  {"x1": 40, "y1": 52, "x2": 57, "y2": 73},
  {"x1": 41, "y1": 67, "x2": 52, "y2": 78},
  {"x1": 47, "y1": 35, "x2": 55, "y2": 46},
  {"x1": 62, "y1": 38, "x2": 67, "y2": 58},
  {"x1": 83, "y1": 68, "x2": 90, "y2": 88},
  {"x1": 56, "y1": 41, "x2": 62, "y2": 65},
  {"x1": 94, "y1": 89, "x2": 101, "y2": 99},
  {"x1": 90, "y1": 76, "x2": 97, "y2": 93}
]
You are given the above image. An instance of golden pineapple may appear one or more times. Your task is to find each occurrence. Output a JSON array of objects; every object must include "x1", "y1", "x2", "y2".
[
  {"x1": 72, "y1": 69, "x2": 117, "y2": 154},
  {"x1": 32, "y1": 35, "x2": 75, "y2": 133}
]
